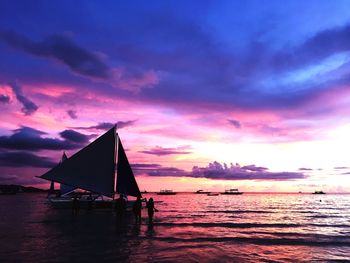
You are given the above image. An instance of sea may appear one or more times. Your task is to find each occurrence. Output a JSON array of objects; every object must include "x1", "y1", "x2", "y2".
[{"x1": 1, "y1": 193, "x2": 350, "y2": 262}]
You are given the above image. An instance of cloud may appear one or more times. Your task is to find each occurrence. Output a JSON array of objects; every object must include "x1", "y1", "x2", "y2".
[
  {"x1": 0, "y1": 94, "x2": 10, "y2": 103},
  {"x1": 74, "y1": 120, "x2": 136, "y2": 130},
  {"x1": 139, "y1": 161, "x2": 306, "y2": 181},
  {"x1": 9, "y1": 82, "x2": 38, "y2": 115},
  {"x1": 334, "y1": 166, "x2": 349, "y2": 170},
  {"x1": 299, "y1": 167, "x2": 313, "y2": 171},
  {"x1": 59, "y1": 129, "x2": 91, "y2": 144},
  {"x1": 0, "y1": 31, "x2": 158, "y2": 92},
  {"x1": 0, "y1": 151, "x2": 56, "y2": 168},
  {"x1": 67, "y1": 109, "x2": 77, "y2": 119},
  {"x1": 0, "y1": 174, "x2": 19, "y2": 183},
  {"x1": 228, "y1": 119, "x2": 241, "y2": 128},
  {"x1": 0, "y1": 31, "x2": 110, "y2": 79},
  {"x1": 139, "y1": 145, "x2": 191, "y2": 156},
  {"x1": 190, "y1": 162, "x2": 306, "y2": 180},
  {"x1": 0, "y1": 126, "x2": 88, "y2": 151},
  {"x1": 132, "y1": 163, "x2": 188, "y2": 177}
]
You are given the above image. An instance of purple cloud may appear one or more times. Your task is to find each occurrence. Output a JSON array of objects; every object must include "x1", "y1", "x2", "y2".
[
  {"x1": 0, "y1": 151, "x2": 56, "y2": 168},
  {"x1": 139, "y1": 161, "x2": 306, "y2": 181},
  {"x1": 299, "y1": 168, "x2": 313, "y2": 171},
  {"x1": 228, "y1": 119, "x2": 241, "y2": 129},
  {"x1": 241, "y1": 165, "x2": 268, "y2": 172},
  {"x1": 74, "y1": 120, "x2": 136, "y2": 131},
  {"x1": 190, "y1": 162, "x2": 306, "y2": 180},
  {"x1": 9, "y1": 82, "x2": 38, "y2": 115},
  {"x1": 0, "y1": 95, "x2": 10, "y2": 103},
  {"x1": 0, "y1": 126, "x2": 88, "y2": 151},
  {"x1": 0, "y1": 31, "x2": 110, "y2": 79},
  {"x1": 139, "y1": 145, "x2": 191, "y2": 156},
  {"x1": 67, "y1": 109, "x2": 77, "y2": 119},
  {"x1": 59, "y1": 129, "x2": 90, "y2": 144}
]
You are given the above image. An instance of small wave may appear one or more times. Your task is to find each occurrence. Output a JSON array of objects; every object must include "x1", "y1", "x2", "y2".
[
  {"x1": 206, "y1": 210, "x2": 274, "y2": 214},
  {"x1": 155, "y1": 222, "x2": 302, "y2": 228},
  {"x1": 146, "y1": 236, "x2": 350, "y2": 247},
  {"x1": 307, "y1": 214, "x2": 341, "y2": 219}
]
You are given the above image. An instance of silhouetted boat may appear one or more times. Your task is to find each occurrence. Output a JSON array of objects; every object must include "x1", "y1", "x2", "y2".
[
  {"x1": 38, "y1": 126, "x2": 142, "y2": 208},
  {"x1": 313, "y1": 191, "x2": 326, "y2": 194},
  {"x1": 221, "y1": 189, "x2": 243, "y2": 195},
  {"x1": 195, "y1": 190, "x2": 211, "y2": 194},
  {"x1": 157, "y1": 189, "x2": 176, "y2": 195}
]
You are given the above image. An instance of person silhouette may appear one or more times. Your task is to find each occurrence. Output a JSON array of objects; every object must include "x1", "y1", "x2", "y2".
[
  {"x1": 133, "y1": 196, "x2": 142, "y2": 224},
  {"x1": 146, "y1": 197, "x2": 157, "y2": 224},
  {"x1": 115, "y1": 194, "x2": 126, "y2": 224},
  {"x1": 72, "y1": 195, "x2": 80, "y2": 215}
]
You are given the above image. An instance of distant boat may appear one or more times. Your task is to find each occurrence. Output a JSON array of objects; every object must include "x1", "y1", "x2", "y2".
[
  {"x1": 195, "y1": 190, "x2": 211, "y2": 194},
  {"x1": 207, "y1": 193, "x2": 219, "y2": 196},
  {"x1": 38, "y1": 126, "x2": 142, "y2": 208},
  {"x1": 313, "y1": 191, "x2": 326, "y2": 194},
  {"x1": 141, "y1": 190, "x2": 148, "y2": 194},
  {"x1": 221, "y1": 189, "x2": 243, "y2": 195},
  {"x1": 157, "y1": 189, "x2": 177, "y2": 195}
]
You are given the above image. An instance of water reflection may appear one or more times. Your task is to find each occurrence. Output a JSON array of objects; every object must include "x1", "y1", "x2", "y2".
[{"x1": 1, "y1": 193, "x2": 350, "y2": 262}]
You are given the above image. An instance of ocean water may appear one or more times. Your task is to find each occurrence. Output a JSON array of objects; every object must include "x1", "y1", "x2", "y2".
[{"x1": 1, "y1": 193, "x2": 350, "y2": 262}]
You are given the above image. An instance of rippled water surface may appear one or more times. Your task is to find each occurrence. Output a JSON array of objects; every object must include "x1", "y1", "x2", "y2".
[{"x1": 1, "y1": 193, "x2": 350, "y2": 262}]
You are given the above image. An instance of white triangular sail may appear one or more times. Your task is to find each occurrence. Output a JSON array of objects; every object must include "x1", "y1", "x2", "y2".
[
  {"x1": 40, "y1": 127, "x2": 116, "y2": 197},
  {"x1": 116, "y1": 136, "x2": 141, "y2": 197}
]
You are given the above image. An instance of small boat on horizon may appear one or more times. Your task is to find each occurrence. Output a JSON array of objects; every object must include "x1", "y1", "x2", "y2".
[
  {"x1": 157, "y1": 189, "x2": 177, "y2": 195},
  {"x1": 207, "y1": 193, "x2": 219, "y2": 196},
  {"x1": 221, "y1": 189, "x2": 243, "y2": 195},
  {"x1": 195, "y1": 190, "x2": 211, "y2": 194},
  {"x1": 313, "y1": 191, "x2": 326, "y2": 194}
]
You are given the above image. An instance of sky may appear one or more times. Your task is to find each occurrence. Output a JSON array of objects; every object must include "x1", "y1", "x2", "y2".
[{"x1": 1, "y1": 0, "x2": 350, "y2": 192}]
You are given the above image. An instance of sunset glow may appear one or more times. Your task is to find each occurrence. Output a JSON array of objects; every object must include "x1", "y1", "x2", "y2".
[{"x1": 1, "y1": 1, "x2": 350, "y2": 193}]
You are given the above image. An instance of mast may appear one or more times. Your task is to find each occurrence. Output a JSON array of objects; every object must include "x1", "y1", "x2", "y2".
[{"x1": 113, "y1": 125, "x2": 118, "y2": 198}]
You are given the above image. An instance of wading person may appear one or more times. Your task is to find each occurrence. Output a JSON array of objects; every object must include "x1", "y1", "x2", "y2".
[
  {"x1": 146, "y1": 197, "x2": 157, "y2": 224},
  {"x1": 115, "y1": 194, "x2": 126, "y2": 224},
  {"x1": 133, "y1": 196, "x2": 142, "y2": 224},
  {"x1": 72, "y1": 195, "x2": 80, "y2": 215}
]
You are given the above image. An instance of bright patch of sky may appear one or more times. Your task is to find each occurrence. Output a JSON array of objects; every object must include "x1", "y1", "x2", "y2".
[{"x1": 261, "y1": 52, "x2": 350, "y2": 94}]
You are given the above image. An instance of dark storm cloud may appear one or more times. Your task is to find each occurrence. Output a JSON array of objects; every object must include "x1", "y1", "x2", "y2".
[
  {"x1": 0, "y1": 31, "x2": 111, "y2": 79},
  {"x1": 9, "y1": 82, "x2": 38, "y2": 115},
  {"x1": 0, "y1": 94, "x2": 10, "y2": 103},
  {"x1": 0, "y1": 126, "x2": 88, "y2": 151},
  {"x1": 0, "y1": 151, "x2": 56, "y2": 168},
  {"x1": 135, "y1": 161, "x2": 306, "y2": 181},
  {"x1": 67, "y1": 109, "x2": 77, "y2": 119},
  {"x1": 228, "y1": 119, "x2": 241, "y2": 129},
  {"x1": 139, "y1": 146, "x2": 191, "y2": 156}
]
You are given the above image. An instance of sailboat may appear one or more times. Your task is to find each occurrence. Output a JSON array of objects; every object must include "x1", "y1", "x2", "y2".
[{"x1": 38, "y1": 126, "x2": 141, "y2": 208}]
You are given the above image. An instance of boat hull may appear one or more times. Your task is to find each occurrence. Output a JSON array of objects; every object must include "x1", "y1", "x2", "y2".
[{"x1": 49, "y1": 198, "x2": 113, "y2": 209}]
